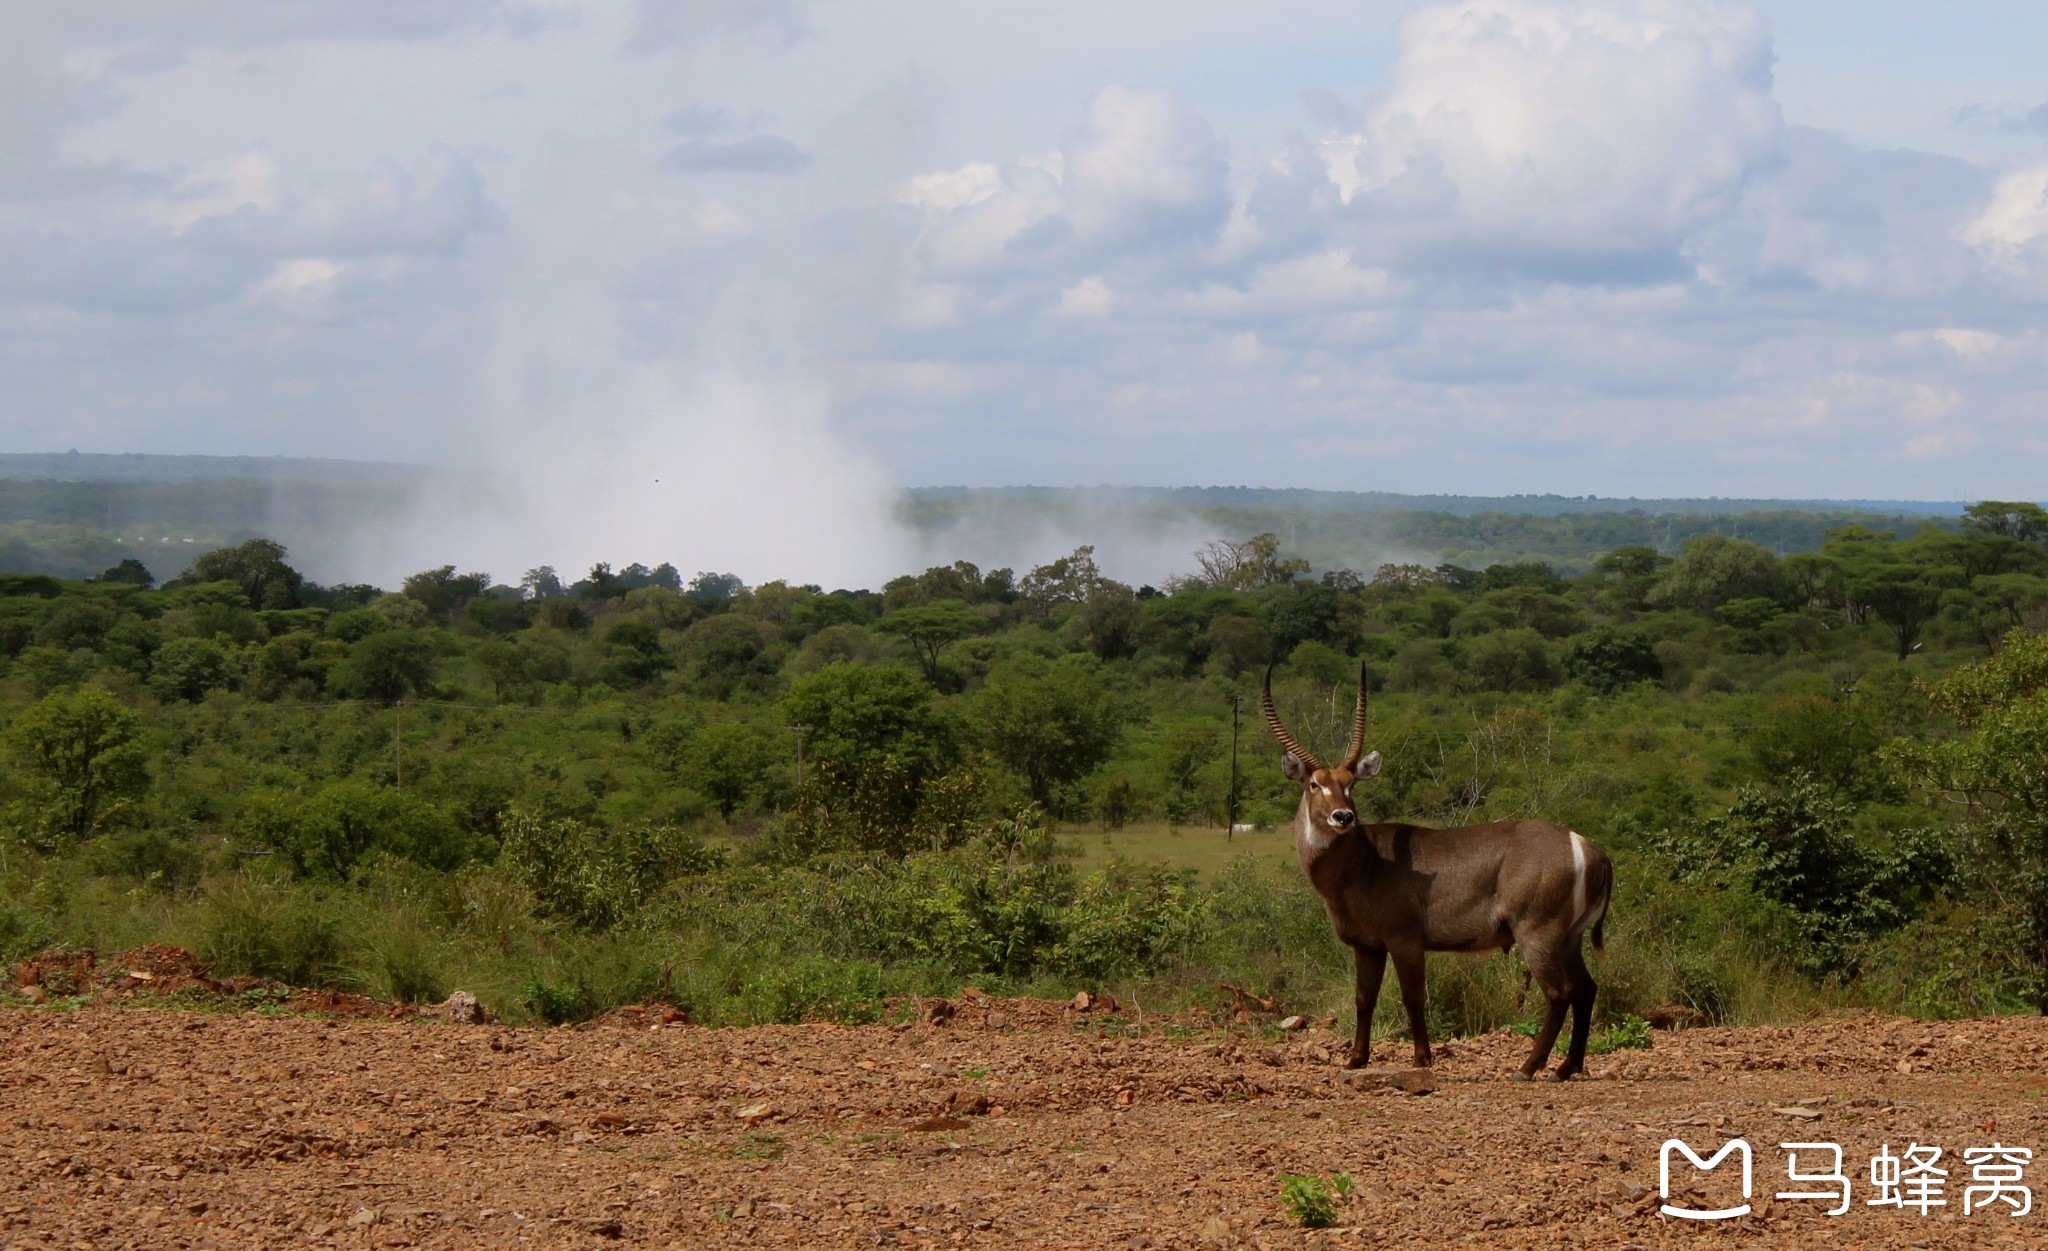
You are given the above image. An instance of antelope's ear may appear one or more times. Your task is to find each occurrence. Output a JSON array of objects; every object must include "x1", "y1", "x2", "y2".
[
  {"x1": 1355, "y1": 750, "x2": 1383, "y2": 780},
  {"x1": 1281, "y1": 751, "x2": 1311, "y2": 782}
]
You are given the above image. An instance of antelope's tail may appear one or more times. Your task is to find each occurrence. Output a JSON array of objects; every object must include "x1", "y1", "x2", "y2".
[{"x1": 1589, "y1": 857, "x2": 1613, "y2": 956}]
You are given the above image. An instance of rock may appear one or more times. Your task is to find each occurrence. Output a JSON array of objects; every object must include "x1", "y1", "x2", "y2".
[
  {"x1": 735, "y1": 1101, "x2": 776, "y2": 1123},
  {"x1": 1646, "y1": 1004, "x2": 1701, "y2": 1031},
  {"x1": 922, "y1": 999, "x2": 956, "y2": 1025},
  {"x1": 1383, "y1": 1068, "x2": 1434, "y2": 1095},
  {"x1": 910, "y1": 1116, "x2": 971, "y2": 1132},
  {"x1": 437, "y1": 991, "x2": 491, "y2": 1025},
  {"x1": 1278, "y1": 1015, "x2": 1307, "y2": 1032},
  {"x1": 348, "y1": 1207, "x2": 381, "y2": 1227},
  {"x1": 985, "y1": 1012, "x2": 1010, "y2": 1030},
  {"x1": 1073, "y1": 991, "x2": 1093, "y2": 1012},
  {"x1": 943, "y1": 1092, "x2": 992, "y2": 1116},
  {"x1": 1114, "y1": 1087, "x2": 1135, "y2": 1109},
  {"x1": 1773, "y1": 1105, "x2": 1821, "y2": 1120},
  {"x1": 1196, "y1": 1214, "x2": 1238, "y2": 1247}
]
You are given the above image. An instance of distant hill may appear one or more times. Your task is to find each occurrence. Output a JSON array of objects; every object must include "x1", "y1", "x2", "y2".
[
  {"x1": 0, "y1": 452, "x2": 423, "y2": 485},
  {"x1": 906, "y1": 484, "x2": 1969, "y2": 518},
  {"x1": 0, "y1": 453, "x2": 2001, "y2": 583}
]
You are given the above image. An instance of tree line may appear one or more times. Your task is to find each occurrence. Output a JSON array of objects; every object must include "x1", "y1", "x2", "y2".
[{"x1": 4, "y1": 501, "x2": 2048, "y2": 1022}]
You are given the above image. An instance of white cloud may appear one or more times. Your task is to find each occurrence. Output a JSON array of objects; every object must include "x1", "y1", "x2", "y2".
[
  {"x1": 1962, "y1": 164, "x2": 2048, "y2": 257},
  {"x1": 1324, "y1": 0, "x2": 1782, "y2": 272},
  {"x1": 1055, "y1": 276, "x2": 1117, "y2": 318}
]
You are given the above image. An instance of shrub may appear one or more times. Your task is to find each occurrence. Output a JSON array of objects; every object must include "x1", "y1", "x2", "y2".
[
  {"x1": 522, "y1": 975, "x2": 597, "y2": 1024},
  {"x1": 195, "y1": 879, "x2": 345, "y2": 987},
  {"x1": 1587, "y1": 1013, "x2": 1652, "y2": 1054},
  {"x1": 1279, "y1": 1173, "x2": 1350, "y2": 1228}
]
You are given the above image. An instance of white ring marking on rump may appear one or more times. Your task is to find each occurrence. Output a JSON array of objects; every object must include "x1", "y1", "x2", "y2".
[{"x1": 1568, "y1": 830, "x2": 1589, "y2": 926}]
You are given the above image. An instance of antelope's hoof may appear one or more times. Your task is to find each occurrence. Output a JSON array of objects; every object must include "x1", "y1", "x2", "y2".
[
  {"x1": 1344, "y1": 1052, "x2": 1371, "y2": 1070},
  {"x1": 1507, "y1": 1072, "x2": 1532, "y2": 1083}
]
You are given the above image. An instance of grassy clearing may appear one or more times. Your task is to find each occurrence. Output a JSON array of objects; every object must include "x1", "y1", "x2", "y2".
[{"x1": 1062, "y1": 821, "x2": 1296, "y2": 877}]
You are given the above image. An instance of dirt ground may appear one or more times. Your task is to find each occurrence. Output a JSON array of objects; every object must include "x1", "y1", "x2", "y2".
[{"x1": 4, "y1": 962, "x2": 2048, "y2": 1249}]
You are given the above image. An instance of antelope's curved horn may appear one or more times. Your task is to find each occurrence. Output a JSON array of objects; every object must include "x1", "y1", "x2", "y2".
[
  {"x1": 1260, "y1": 664, "x2": 1324, "y2": 772},
  {"x1": 1343, "y1": 662, "x2": 1371, "y2": 769}
]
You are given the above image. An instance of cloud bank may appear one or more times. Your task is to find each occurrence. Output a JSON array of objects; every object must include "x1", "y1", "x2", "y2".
[{"x1": 3, "y1": 0, "x2": 2046, "y2": 585}]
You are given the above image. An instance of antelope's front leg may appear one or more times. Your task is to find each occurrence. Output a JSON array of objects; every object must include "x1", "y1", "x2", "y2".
[
  {"x1": 1390, "y1": 946, "x2": 1432, "y2": 1068},
  {"x1": 1348, "y1": 947, "x2": 1387, "y2": 1068}
]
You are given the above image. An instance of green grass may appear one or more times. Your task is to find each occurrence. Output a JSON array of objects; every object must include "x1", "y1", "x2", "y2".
[{"x1": 1063, "y1": 821, "x2": 1296, "y2": 877}]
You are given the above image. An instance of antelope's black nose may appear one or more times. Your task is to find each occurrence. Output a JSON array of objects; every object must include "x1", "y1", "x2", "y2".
[{"x1": 1330, "y1": 808, "x2": 1355, "y2": 828}]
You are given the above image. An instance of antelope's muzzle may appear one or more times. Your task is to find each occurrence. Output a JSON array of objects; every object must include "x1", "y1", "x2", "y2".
[{"x1": 1329, "y1": 808, "x2": 1356, "y2": 829}]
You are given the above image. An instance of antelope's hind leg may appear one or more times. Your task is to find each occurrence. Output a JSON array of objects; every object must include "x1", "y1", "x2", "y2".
[
  {"x1": 1549, "y1": 942, "x2": 1597, "y2": 1081},
  {"x1": 1347, "y1": 946, "x2": 1387, "y2": 1069},
  {"x1": 1513, "y1": 940, "x2": 1571, "y2": 1082}
]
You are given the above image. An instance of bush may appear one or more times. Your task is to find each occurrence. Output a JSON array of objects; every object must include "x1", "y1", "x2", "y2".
[
  {"x1": 1587, "y1": 1013, "x2": 1652, "y2": 1054},
  {"x1": 501, "y1": 810, "x2": 724, "y2": 930},
  {"x1": 522, "y1": 975, "x2": 597, "y2": 1024},
  {"x1": 195, "y1": 879, "x2": 346, "y2": 987},
  {"x1": 239, "y1": 783, "x2": 483, "y2": 881}
]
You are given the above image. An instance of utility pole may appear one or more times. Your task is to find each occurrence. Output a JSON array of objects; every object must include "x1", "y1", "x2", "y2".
[
  {"x1": 393, "y1": 700, "x2": 403, "y2": 791},
  {"x1": 791, "y1": 723, "x2": 812, "y2": 787},
  {"x1": 1226, "y1": 693, "x2": 1240, "y2": 840}
]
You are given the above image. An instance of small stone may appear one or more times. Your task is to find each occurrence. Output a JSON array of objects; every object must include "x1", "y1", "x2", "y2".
[
  {"x1": 1278, "y1": 1015, "x2": 1307, "y2": 1032},
  {"x1": 985, "y1": 1012, "x2": 1010, "y2": 1030},
  {"x1": 735, "y1": 1101, "x2": 776, "y2": 1123},
  {"x1": 1773, "y1": 1106, "x2": 1821, "y2": 1120},
  {"x1": 910, "y1": 1116, "x2": 970, "y2": 1132},
  {"x1": 1072, "y1": 991, "x2": 1093, "y2": 1012},
  {"x1": 347, "y1": 1207, "x2": 381, "y2": 1227},
  {"x1": 944, "y1": 1092, "x2": 992, "y2": 1116}
]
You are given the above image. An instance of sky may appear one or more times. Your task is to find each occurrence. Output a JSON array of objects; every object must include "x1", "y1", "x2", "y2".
[{"x1": 5, "y1": 1, "x2": 2048, "y2": 582}]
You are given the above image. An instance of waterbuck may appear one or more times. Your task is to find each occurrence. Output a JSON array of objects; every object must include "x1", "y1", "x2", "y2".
[{"x1": 1263, "y1": 666, "x2": 1613, "y2": 1081}]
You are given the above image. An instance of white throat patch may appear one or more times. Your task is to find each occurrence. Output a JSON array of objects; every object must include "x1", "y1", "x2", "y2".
[{"x1": 1297, "y1": 802, "x2": 1337, "y2": 854}]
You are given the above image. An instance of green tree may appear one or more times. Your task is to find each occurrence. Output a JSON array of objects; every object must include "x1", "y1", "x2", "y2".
[
  {"x1": 1886, "y1": 630, "x2": 2048, "y2": 1008},
  {"x1": 5, "y1": 687, "x2": 147, "y2": 849},
  {"x1": 146, "y1": 636, "x2": 235, "y2": 702},
  {"x1": 401, "y1": 565, "x2": 492, "y2": 618},
  {"x1": 1962, "y1": 501, "x2": 2048, "y2": 545},
  {"x1": 1562, "y1": 626, "x2": 1662, "y2": 693},
  {"x1": 966, "y1": 656, "x2": 1123, "y2": 811},
  {"x1": 1661, "y1": 778, "x2": 1942, "y2": 975},
  {"x1": 1851, "y1": 563, "x2": 1961, "y2": 660},
  {"x1": 329, "y1": 630, "x2": 435, "y2": 703},
  {"x1": 172, "y1": 539, "x2": 304, "y2": 609},
  {"x1": 1650, "y1": 534, "x2": 1781, "y2": 612},
  {"x1": 1463, "y1": 628, "x2": 1558, "y2": 692},
  {"x1": 876, "y1": 599, "x2": 983, "y2": 683},
  {"x1": 681, "y1": 723, "x2": 778, "y2": 820},
  {"x1": 779, "y1": 663, "x2": 953, "y2": 781}
]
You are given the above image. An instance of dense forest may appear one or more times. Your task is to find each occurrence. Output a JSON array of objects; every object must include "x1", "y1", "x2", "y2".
[{"x1": 4, "y1": 501, "x2": 2048, "y2": 1035}]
